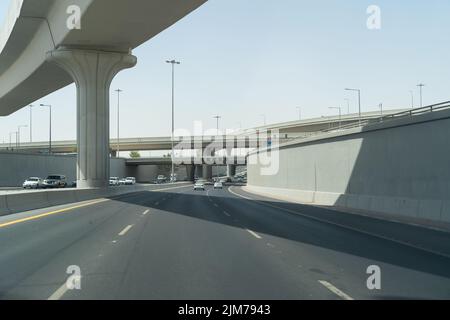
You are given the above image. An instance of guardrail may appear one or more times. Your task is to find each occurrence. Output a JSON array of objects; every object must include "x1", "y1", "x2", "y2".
[{"x1": 322, "y1": 101, "x2": 450, "y2": 133}]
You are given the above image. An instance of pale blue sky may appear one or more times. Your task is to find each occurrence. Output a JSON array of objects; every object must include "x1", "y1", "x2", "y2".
[{"x1": 1, "y1": 0, "x2": 450, "y2": 144}]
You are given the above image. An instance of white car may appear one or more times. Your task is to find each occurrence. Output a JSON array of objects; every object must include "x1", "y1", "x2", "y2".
[
  {"x1": 109, "y1": 177, "x2": 120, "y2": 186},
  {"x1": 193, "y1": 181, "x2": 205, "y2": 191},
  {"x1": 124, "y1": 177, "x2": 136, "y2": 185},
  {"x1": 214, "y1": 181, "x2": 223, "y2": 189},
  {"x1": 23, "y1": 177, "x2": 43, "y2": 189}
]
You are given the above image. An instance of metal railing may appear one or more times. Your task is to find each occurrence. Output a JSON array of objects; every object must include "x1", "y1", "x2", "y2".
[{"x1": 321, "y1": 100, "x2": 450, "y2": 133}]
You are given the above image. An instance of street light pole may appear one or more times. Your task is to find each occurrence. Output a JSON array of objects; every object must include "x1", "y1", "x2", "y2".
[
  {"x1": 296, "y1": 107, "x2": 302, "y2": 121},
  {"x1": 166, "y1": 59, "x2": 181, "y2": 182},
  {"x1": 345, "y1": 88, "x2": 361, "y2": 125},
  {"x1": 260, "y1": 114, "x2": 266, "y2": 126},
  {"x1": 29, "y1": 104, "x2": 33, "y2": 143},
  {"x1": 213, "y1": 115, "x2": 221, "y2": 135},
  {"x1": 40, "y1": 104, "x2": 52, "y2": 153},
  {"x1": 17, "y1": 125, "x2": 28, "y2": 149},
  {"x1": 417, "y1": 83, "x2": 425, "y2": 108}
]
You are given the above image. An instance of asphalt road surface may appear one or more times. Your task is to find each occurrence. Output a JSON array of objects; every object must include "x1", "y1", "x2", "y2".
[{"x1": 0, "y1": 184, "x2": 449, "y2": 300}]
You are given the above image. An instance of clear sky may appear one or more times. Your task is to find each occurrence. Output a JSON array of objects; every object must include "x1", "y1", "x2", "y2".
[{"x1": 1, "y1": 0, "x2": 450, "y2": 144}]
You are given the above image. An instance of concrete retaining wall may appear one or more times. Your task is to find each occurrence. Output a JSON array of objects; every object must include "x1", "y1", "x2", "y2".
[
  {"x1": 247, "y1": 108, "x2": 450, "y2": 225},
  {"x1": 0, "y1": 182, "x2": 189, "y2": 216},
  {"x1": 0, "y1": 152, "x2": 129, "y2": 187}
]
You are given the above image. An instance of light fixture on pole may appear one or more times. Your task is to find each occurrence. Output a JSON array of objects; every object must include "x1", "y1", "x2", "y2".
[
  {"x1": 40, "y1": 104, "x2": 52, "y2": 154},
  {"x1": 417, "y1": 83, "x2": 425, "y2": 108},
  {"x1": 345, "y1": 88, "x2": 361, "y2": 125},
  {"x1": 166, "y1": 59, "x2": 181, "y2": 182},
  {"x1": 115, "y1": 89, "x2": 123, "y2": 157}
]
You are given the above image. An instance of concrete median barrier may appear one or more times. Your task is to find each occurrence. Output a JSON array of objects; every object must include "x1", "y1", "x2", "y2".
[
  {"x1": 0, "y1": 195, "x2": 8, "y2": 216},
  {"x1": 5, "y1": 191, "x2": 49, "y2": 214}
]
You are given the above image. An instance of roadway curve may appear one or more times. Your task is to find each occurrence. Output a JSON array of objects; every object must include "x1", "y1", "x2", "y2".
[{"x1": 0, "y1": 184, "x2": 450, "y2": 299}]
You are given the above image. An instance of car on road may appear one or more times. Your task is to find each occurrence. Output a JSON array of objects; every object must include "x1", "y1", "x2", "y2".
[
  {"x1": 43, "y1": 175, "x2": 67, "y2": 188},
  {"x1": 22, "y1": 177, "x2": 44, "y2": 189},
  {"x1": 214, "y1": 181, "x2": 223, "y2": 189},
  {"x1": 193, "y1": 181, "x2": 205, "y2": 191},
  {"x1": 156, "y1": 175, "x2": 167, "y2": 184},
  {"x1": 122, "y1": 177, "x2": 136, "y2": 185},
  {"x1": 109, "y1": 177, "x2": 120, "y2": 186}
]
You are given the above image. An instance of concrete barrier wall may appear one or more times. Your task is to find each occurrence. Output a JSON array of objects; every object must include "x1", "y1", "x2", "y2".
[
  {"x1": 0, "y1": 182, "x2": 190, "y2": 216},
  {"x1": 0, "y1": 152, "x2": 129, "y2": 187},
  {"x1": 247, "y1": 109, "x2": 450, "y2": 224}
]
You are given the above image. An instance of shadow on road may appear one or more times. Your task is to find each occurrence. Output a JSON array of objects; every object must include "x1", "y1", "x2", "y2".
[{"x1": 110, "y1": 186, "x2": 450, "y2": 280}]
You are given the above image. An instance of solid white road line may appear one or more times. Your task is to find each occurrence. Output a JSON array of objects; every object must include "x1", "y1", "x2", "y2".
[
  {"x1": 229, "y1": 186, "x2": 252, "y2": 200},
  {"x1": 229, "y1": 187, "x2": 450, "y2": 259},
  {"x1": 246, "y1": 229, "x2": 262, "y2": 239},
  {"x1": 118, "y1": 225, "x2": 134, "y2": 236},
  {"x1": 318, "y1": 281, "x2": 354, "y2": 300},
  {"x1": 142, "y1": 210, "x2": 150, "y2": 215},
  {"x1": 48, "y1": 282, "x2": 70, "y2": 300}
]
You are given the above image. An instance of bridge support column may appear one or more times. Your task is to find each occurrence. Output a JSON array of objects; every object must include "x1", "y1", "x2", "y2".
[
  {"x1": 202, "y1": 165, "x2": 213, "y2": 181},
  {"x1": 227, "y1": 164, "x2": 236, "y2": 178},
  {"x1": 185, "y1": 165, "x2": 195, "y2": 182},
  {"x1": 47, "y1": 49, "x2": 137, "y2": 188}
]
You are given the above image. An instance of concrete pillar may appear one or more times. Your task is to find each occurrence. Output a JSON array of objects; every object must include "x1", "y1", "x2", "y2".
[
  {"x1": 47, "y1": 49, "x2": 137, "y2": 188},
  {"x1": 194, "y1": 165, "x2": 203, "y2": 179},
  {"x1": 202, "y1": 165, "x2": 213, "y2": 180},
  {"x1": 185, "y1": 165, "x2": 195, "y2": 182},
  {"x1": 227, "y1": 164, "x2": 236, "y2": 177}
]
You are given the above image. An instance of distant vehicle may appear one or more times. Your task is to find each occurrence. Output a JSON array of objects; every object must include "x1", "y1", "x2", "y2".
[
  {"x1": 170, "y1": 173, "x2": 177, "y2": 182},
  {"x1": 70, "y1": 181, "x2": 77, "y2": 188},
  {"x1": 124, "y1": 177, "x2": 136, "y2": 185},
  {"x1": 193, "y1": 181, "x2": 205, "y2": 191},
  {"x1": 43, "y1": 175, "x2": 67, "y2": 188},
  {"x1": 109, "y1": 177, "x2": 120, "y2": 186},
  {"x1": 214, "y1": 181, "x2": 223, "y2": 189},
  {"x1": 157, "y1": 175, "x2": 167, "y2": 184},
  {"x1": 23, "y1": 177, "x2": 43, "y2": 189},
  {"x1": 119, "y1": 178, "x2": 127, "y2": 185}
]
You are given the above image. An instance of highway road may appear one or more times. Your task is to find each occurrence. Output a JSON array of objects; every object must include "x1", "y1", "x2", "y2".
[{"x1": 0, "y1": 184, "x2": 450, "y2": 300}]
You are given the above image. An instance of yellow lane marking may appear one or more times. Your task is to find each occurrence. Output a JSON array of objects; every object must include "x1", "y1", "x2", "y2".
[
  {"x1": 0, "y1": 199, "x2": 109, "y2": 229},
  {"x1": 0, "y1": 184, "x2": 191, "y2": 229}
]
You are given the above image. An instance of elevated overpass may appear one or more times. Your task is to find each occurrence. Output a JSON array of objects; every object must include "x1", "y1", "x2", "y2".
[{"x1": 0, "y1": 0, "x2": 207, "y2": 187}]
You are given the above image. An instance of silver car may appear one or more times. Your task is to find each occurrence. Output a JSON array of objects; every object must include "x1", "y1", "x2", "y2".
[{"x1": 23, "y1": 177, "x2": 43, "y2": 189}]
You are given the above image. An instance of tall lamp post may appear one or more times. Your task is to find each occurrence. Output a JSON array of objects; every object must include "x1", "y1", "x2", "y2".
[
  {"x1": 40, "y1": 104, "x2": 52, "y2": 153},
  {"x1": 115, "y1": 89, "x2": 123, "y2": 157},
  {"x1": 345, "y1": 88, "x2": 361, "y2": 125},
  {"x1": 213, "y1": 115, "x2": 221, "y2": 135},
  {"x1": 17, "y1": 125, "x2": 28, "y2": 149},
  {"x1": 296, "y1": 107, "x2": 302, "y2": 121},
  {"x1": 29, "y1": 104, "x2": 33, "y2": 143},
  {"x1": 166, "y1": 59, "x2": 181, "y2": 182},
  {"x1": 417, "y1": 83, "x2": 425, "y2": 108}
]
